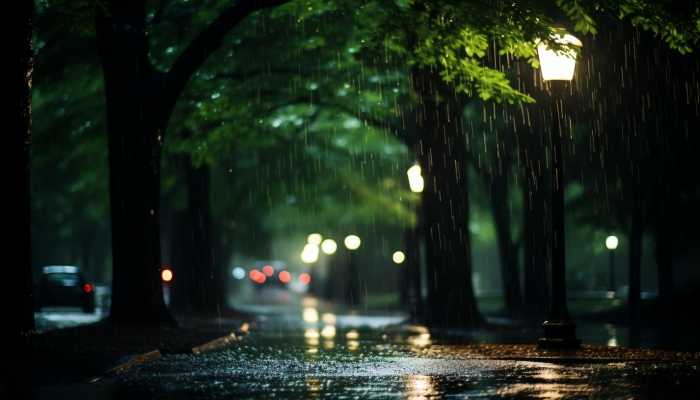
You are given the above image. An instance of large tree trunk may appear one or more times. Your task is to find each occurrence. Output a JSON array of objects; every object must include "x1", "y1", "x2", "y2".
[
  {"x1": 489, "y1": 173, "x2": 522, "y2": 315},
  {"x1": 6, "y1": 0, "x2": 34, "y2": 353},
  {"x1": 654, "y1": 197, "x2": 673, "y2": 313},
  {"x1": 3, "y1": 2, "x2": 34, "y2": 397},
  {"x1": 184, "y1": 160, "x2": 225, "y2": 314},
  {"x1": 404, "y1": 223, "x2": 423, "y2": 321},
  {"x1": 628, "y1": 201, "x2": 643, "y2": 346},
  {"x1": 96, "y1": 3, "x2": 172, "y2": 325},
  {"x1": 412, "y1": 67, "x2": 480, "y2": 329}
]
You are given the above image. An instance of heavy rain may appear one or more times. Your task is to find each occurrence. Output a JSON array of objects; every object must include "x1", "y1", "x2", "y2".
[{"x1": 5, "y1": 1, "x2": 700, "y2": 399}]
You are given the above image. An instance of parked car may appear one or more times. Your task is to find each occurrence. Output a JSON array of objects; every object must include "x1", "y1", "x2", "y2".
[{"x1": 36, "y1": 265, "x2": 96, "y2": 313}]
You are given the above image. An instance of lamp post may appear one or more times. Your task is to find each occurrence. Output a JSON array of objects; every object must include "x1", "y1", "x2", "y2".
[
  {"x1": 301, "y1": 241, "x2": 320, "y2": 296},
  {"x1": 536, "y1": 31, "x2": 582, "y2": 349},
  {"x1": 605, "y1": 235, "x2": 619, "y2": 293},
  {"x1": 344, "y1": 235, "x2": 361, "y2": 307},
  {"x1": 321, "y1": 238, "x2": 337, "y2": 300},
  {"x1": 406, "y1": 163, "x2": 424, "y2": 320}
]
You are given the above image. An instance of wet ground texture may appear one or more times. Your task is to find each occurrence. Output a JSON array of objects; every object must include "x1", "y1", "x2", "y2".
[{"x1": 37, "y1": 316, "x2": 696, "y2": 399}]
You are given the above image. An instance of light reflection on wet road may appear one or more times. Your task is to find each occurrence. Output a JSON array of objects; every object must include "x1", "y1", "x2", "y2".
[
  {"x1": 33, "y1": 293, "x2": 700, "y2": 399},
  {"x1": 108, "y1": 302, "x2": 700, "y2": 399}
]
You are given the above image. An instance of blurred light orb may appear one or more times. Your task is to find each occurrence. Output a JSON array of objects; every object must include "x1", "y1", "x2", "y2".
[
  {"x1": 537, "y1": 31, "x2": 582, "y2": 81},
  {"x1": 321, "y1": 325, "x2": 336, "y2": 339},
  {"x1": 321, "y1": 313, "x2": 336, "y2": 325},
  {"x1": 307, "y1": 233, "x2": 323, "y2": 246},
  {"x1": 392, "y1": 251, "x2": 406, "y2": 264},
  {"x1": 344, "y1": 235, "x2": 361, "y2": 250},
  {"x1": 303, "y1": 307, "x2": 319, "y2": 323},
  {"x1": 262, "y1": 264, "x2": 275, "y2": 277},
  {"x1": 161, "y1": 268, "x2": 173, "y2": 283},
  {"x1": 321, "y1": 239, "x2": 338, "y2": 255},
  {"x1": 406, "y1": 164, "x2": 424, "y2": 193},
  {"x1": 605, "y1": 235, "x2": 619, "y2": 250},
  {"x1": 278, "y1": 270, "x2": 292, "y2": 284},
  {"x1": 301, "y1": 243, "x2": 320, "y2": 263},
  {"x1": 232, "y1": 267, "x2": 246, "y2": 280},
  {"x1": 346, "y1": 329, "x2": 360, "y2": 340},
  {"x1": 299, "y1": 272, "x2": 312, "y2": 285}
]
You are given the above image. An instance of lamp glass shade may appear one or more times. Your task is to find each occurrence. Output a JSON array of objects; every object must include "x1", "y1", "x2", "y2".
[
  {"x1": 344, "y1": 235, "x2": 361, "y2": 250},
  {"x1": 605, "y1": 235, "x2": 619, "y2": 250},
  {"x1": 537, "y1": 32, "x2": 582, "y2": 81},
  {"x1": 407, "y1": 164, "x2": 424, "y2": 193}
]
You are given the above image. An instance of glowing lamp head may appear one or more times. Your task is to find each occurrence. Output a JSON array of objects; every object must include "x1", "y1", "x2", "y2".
[
  {"x1": 537, "y1": 31, "x2": 582, "y2": 81},
  {"x1": 307, "y1": 233, "x2": 323, "y2": 246},
  {"x1": 161, "y1": 267, "x2": 174, "y2": 283},
  {"x1": 344, "y1": 235, "x2": 361, "y2": 250},
  {"x1": 406, "y1": 163, "x2": 424, "y2": 193},
  {"x1": 321, "y1": 239, "x2": 338, "y2": 255},
  {"x1": 301, "y1": 243, "x2": 320, "y2": 264},
  {"x1": 605, "y1": 235, "x2": 619, "y2": 250},
  {"x1": 392, "y1": 251, "x2": 406, "y2": 264}
]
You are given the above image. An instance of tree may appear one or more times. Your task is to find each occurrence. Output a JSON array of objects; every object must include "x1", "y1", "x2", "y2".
[
  {"x1": 6, "y1": 0, "x2": 35, "y2": 353},
  {"x1": 92, "y1": 0, "x2": 290, "y2": 324}
]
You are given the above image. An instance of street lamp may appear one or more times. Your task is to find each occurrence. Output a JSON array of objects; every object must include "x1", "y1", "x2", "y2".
[
  {"x1": 344, "y1": 235, "x2": 361, "y2": 307},
  {"x1": 392, "y1": 251, "x2": 406, "y2": 264},
  {"x1": 321, "y1": 239, "x2": 337, "y2": 255},
  {"x1": 406, "y1": 163, "x2": 424, "y2": 321},
  {"x1": 536, "y1": 30, "x2": 582, "y2": 349},
  {"x1": 406, "y1": 163, "x2": 424, "y2": 193},
  {"x1": 605, "y1": 235, "x2": 619, "y2": 293},
  {"x1": 344, "y1": 235, "x2": 361, "y2": 250}
]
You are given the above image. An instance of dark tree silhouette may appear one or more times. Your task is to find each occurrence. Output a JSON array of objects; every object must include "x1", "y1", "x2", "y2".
[{"x1": 94, "y1": 0, "x2": 288, "y2": 325}]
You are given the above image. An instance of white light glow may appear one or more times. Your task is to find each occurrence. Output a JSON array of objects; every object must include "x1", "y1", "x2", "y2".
[
  {"x1": 537, "y1": 32, "x2": 582, "y2": 81},
  {"x1": 344, "y1": 235, "x2": 361, "y2": 250},
  {"x1": 392, "y1": 251, "x2": 406, "y2": 264},
  {"x1": 406, "y1": 164, "x2": 424, "y2": 193},
  {"x1": 321, "y1": 239, "x2": 338, "y2": 255},
  {"x1": 301, "y1": 243, "x2": 320, "y2": 264},
  {"x1": 232, "y1": 267, "x2": 246, "y2": 280},
  {"x1": 302, "y1": 307, "x2": 319, "y2": 323},
  {"x1": 307, "y1": 233, "x2": 323, "y2": 246},
  {"x1": 605, "y1": 235, "x2": 619, "y2": 250}
]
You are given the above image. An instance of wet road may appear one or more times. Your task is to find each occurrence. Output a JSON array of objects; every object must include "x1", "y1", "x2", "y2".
[
  {"x1": 54, "y1": 300, "x2": 694, "y2": 399},
  {"x1": 108, "y1": 327, "x2": 699, "y2": 399},
  {"x1": 33, "y1": 291, "x2": 700, "y2": 399}
]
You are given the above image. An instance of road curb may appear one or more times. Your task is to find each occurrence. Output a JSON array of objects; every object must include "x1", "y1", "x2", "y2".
[
  {"x1": 191, "y1": 332, "x2": 239, "y2": 355},
  {"x1": 88, "y1": 349, "x2": 161, "y2": 383}
]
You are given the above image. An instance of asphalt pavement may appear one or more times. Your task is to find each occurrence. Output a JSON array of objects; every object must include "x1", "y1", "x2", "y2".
[{"x1": 32, "y1": 289, "x2": 700, "y2": 399}]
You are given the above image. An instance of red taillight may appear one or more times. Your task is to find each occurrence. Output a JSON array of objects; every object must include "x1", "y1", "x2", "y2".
[
  {"x1": 83, "y1": 283, "x2": 94, "y2": 293},
  {"x1": 299, "y1": 272, "x2": 311, "y2": 285},
  {"x1": 262, "y1": 265, "x2": 274, "y2": 277},
  {"x1": 249, "y1": 269, "x2": 266, "y2": 284},
  {"x1": 278, "y1": 270, "x2": 291, "y2": 284}
]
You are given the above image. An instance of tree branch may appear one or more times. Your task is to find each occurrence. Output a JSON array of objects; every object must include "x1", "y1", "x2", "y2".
[{"x1": 161, "y1": 0, "x2": 290, "y2": 130}]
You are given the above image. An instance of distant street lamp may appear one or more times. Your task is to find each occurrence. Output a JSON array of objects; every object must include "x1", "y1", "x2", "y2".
[
  {"x1": 537, "y1": 30, "x2": 582, "y2": 349},
  {"x1": 344, "y1": 235, "x2": 361, "y2": 251},
  {"x1": 406, "y1": 163, "x2": 424, "y2": 320},
  {"x1": 406, "y1": 163, "x2": 424, "y2": 193},
  {"x1": 301, "y1": 243, "x2": 320, "y2": 264},
  {"x1": 392, "y1": 251, "x2": 406, "y2": 264},
  {"x1": 321, "y1": 239, "x2": 338, "y2": 255},
  {"x1": 344, "y1": 235, "x2": 361, "y2": 307},
  {"x1": 605, "y1": 235, "x2": 619, "y2": 293},
  {"x1": 301, "y1": 243, "x2": 320, "y2": 296},
  {"x1": 307, "y1": 233, "x2": 323, "y2": 246}
]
